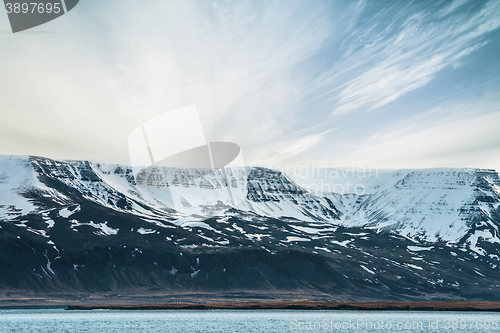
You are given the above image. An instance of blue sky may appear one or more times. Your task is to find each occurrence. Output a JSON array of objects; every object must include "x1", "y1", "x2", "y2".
[{"x1": 0, "y1": 0, "x2": 499, "y2": 170}]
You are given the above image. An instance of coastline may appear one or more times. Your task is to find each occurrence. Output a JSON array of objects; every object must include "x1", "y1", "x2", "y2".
[{"x1": 66, "y1": 301, "x2": 500, "y2": 311}]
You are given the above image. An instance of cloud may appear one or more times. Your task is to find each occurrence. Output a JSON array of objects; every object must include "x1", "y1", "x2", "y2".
[
  {"x1": 253, "y1": 130, "x2": 334, "y2": 166},
  {"x1": 332, "y1": 0, "x2": 500, "y2": 115},
  {"x1": 0, "y1": 0, "x2": 336, "y2": 162},
  {"x1": 335, "y1": 54, "x2": 448, "y2": 115},
  {"x1": 0, "y1": 0, "x2": 499, "y2": 171},
  {"x1": 323, "y1": 93, "x2": 500, "y2": 170}
]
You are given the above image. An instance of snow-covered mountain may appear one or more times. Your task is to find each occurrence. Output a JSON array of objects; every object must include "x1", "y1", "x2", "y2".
[
  {"x1": 293, "y1": 168, "x2": 500, "y2": 251},
  {"x1": 1, "y1": 155, "x2": 500, "y2": 302}
]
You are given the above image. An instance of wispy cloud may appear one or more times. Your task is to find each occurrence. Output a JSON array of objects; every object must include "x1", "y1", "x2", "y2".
[
  {"x1": 0, "y1": 0, "x2": 335, "y2": 161},
  {"x1": 0, "y1": 0, "x2": 499, "y2": 171},
  {"x1": 323, "y1": 92, "x2": 500, "y2": 170},
  {"x1": 332, "y1": 0, "x2": 500, "y2": 115},
  {"x1": 255, "y1": 129, "x2": 334, "y2": 166}
]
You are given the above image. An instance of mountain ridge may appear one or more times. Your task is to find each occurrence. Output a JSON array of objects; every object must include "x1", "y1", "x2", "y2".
[{"x1": 1, "y1": 155, "x2": 500, "y2": 303}]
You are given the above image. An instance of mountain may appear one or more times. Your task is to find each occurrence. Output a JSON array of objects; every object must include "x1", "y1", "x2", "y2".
[{"x1": 1, "y1": 155, "x2": 500, "y2": 305}]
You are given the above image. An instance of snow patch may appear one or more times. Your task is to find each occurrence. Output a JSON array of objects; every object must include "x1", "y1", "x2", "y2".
[
  {"x1": 331, "y1": 239, "x2": 353, "y2": 247},
  {"x1": 180, "y1": 221, "x2": 215, "y2": 231},
  {"x1": 285, "y1": 236, "x2": 310, "y2": 242},
  {"x1": 314, "y1": 246, "x2": 331, "y2": 253},
  {"x1": 246, "y1": 234, "x2": 270, "y2": 241},
  {"x1": 360, "y1": 265, "x2": 375, "y2": 274},
  {"x1": 407, "y1": 246, "x2": 434, "y2": 252},
  {"x1": 291, "y1": 225, "x2": 337, "y2": 234},
  {"x1": 137, "y1": 227, "x2": 156, "y2": 235}
]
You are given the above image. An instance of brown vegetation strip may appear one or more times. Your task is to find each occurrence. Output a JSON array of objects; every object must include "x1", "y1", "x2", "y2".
[{"x1": 67, "y1": 301, "x2": 500, "y2": 311}]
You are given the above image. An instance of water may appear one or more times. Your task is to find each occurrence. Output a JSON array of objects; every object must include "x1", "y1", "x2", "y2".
[{"x1": 0, "y1": 309, "x2": 499, "y2": 332}]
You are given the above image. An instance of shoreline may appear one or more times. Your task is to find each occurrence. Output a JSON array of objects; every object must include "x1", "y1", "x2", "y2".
[{"x1": 66, "y1": 301, "x2": 500, "y2": 311}]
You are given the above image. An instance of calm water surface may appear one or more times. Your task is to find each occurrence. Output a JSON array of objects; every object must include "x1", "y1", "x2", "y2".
[{"x1": 0, "y1": 309, "x2": 499, "y2": 332}]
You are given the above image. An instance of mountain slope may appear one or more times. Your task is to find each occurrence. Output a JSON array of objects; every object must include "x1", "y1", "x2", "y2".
[{"x1": 1, "y1": 155, "x2": 500, "y2": 303}]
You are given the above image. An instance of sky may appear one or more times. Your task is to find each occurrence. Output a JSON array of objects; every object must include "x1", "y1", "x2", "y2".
[{"x1": 0, "y1": 0, "x2": 499, "y2": 171}]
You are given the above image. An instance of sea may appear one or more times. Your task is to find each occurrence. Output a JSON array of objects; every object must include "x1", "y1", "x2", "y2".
[{"x1": 0, "y1": 309, "x2": 499, "y2": 332}]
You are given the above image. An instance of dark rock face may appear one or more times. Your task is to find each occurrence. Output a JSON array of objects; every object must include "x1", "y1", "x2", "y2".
[
  {"x1": 247, "y1": 168, "x2": 307, "y2": 201},
  {"x1": 0, "y1": 156, "x2": 500, "y2": 301},
  {"x1": 247, "y1": 167, "x2": 342, "y2": 220}
]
